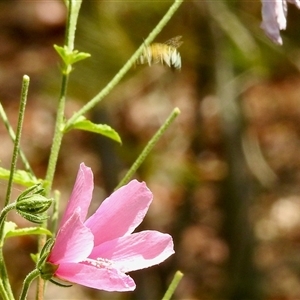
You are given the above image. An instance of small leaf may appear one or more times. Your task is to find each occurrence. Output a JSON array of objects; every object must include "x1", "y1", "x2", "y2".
[
  {"x1": 53, "y1": 45, "x2": 67, "y2": 61},
  {"x1": 0, "y1": 167, "x2": 40, "y2": 187},
  {"x1": 30, "y1": 253, "x2": 38, "y2": 264},
  {"x1": 5, "y1": 226, "x2": 52, "y2": 239},
  {"x1": 54, "y1": 45, "x2": 90, "y2": 74},
  {"x1": 3, "y1": 221, "x2": 17, "y2": 238},
  {"x1": 71, "y1": 51, "x2": 91, "y2": 64},
  {"x1": 65, "y1": 117, "x2": 122, "y2": 143}
]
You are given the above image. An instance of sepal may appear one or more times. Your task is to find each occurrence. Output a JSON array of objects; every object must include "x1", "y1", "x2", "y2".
[{"x1": 38, "y1": 238, "x2": 59, "y2": 280}]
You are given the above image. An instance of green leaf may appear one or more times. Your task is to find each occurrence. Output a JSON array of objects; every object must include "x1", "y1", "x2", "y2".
[
  {"x1": 53, "y1": 45, "x2": 67, "y2": 61},
  {"x1": 3, "y1": 221, "x2": 17, "y2": 238},
  {"x1": 65, "y1": 117, "x2": 122, "y2": 143},
  {"x1": 0, "y1": 167, "x2": 40, "y2": 187},
  {"x1": 54, "y1": 45, "x2": 90, "y2": 74},
  {"x1": 5, "y1": 225, "x2": 52, "y2": 239},
  {"x1": 70, "y1": 51, "x2": 91, "y2": 64},
  {"x1": 30, "y1": 253, "x2": 38, "y2": 264}
]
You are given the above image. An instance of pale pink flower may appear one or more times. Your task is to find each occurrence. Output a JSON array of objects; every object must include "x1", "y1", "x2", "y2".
[
  {"x1": 261, "y1": 0, "x2": 300, "y2": 45},
  {"x1": 47, "y1": 163, "x2": 174, "y2": 291}
]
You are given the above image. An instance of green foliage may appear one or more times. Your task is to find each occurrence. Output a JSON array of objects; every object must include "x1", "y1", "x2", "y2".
[
  {"x1": 3, "y1": 221, "x2": 52, "y2": 239},
  {"x1": 0, "y1": 167, "x2": 40, "y2": 187},
  {"x1": 54, "y1": 45, "x2": 91, "y2": 74},
  {"x1": 64, "y1": 116, "x2": 122, "y2": 143}
]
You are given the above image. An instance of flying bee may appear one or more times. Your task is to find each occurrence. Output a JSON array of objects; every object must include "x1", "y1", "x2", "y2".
[{"x1": 136, "y1": 36, "x2": 183, "y2": 70}]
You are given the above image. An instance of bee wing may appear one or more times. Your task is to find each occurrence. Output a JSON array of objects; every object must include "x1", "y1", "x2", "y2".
[{"x1": 164, "y1": 36, "x2": 183, "y2": 48}]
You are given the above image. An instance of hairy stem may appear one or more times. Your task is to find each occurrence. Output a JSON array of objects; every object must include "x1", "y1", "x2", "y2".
[
  {"x1": 19, "y1": 269, "x2": 40, "y2": 300},
  {"x1": 116, "y1": 108, "x2": 180, "y2": 189},
  {"x1": 4, "y1": 75, "x2": 30, "y2": 207},
  {"x1": 0, "y1": 75, "x2": 29, "y2": 300},
  {"x1": 65, "y1": 0, "x2": 184, "y2": 129},
  {"x1": 36, "y1": 1, "x2": 83, "y2": 298},
  {"x1": 0, "y1": 103, "x2": 34, "y2": 175}
]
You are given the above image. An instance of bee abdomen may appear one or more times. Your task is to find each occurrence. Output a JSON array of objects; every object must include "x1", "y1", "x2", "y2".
[{"x1": 136, "y1": 40, "x2": 182, "y2": 70}]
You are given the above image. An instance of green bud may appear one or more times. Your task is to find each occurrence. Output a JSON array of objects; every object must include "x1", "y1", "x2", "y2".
[
  {"x1": 16, "y1": 195, "x2": 52, "y2": 223},
  {"x1": 16, "y1": 184, "x2": 52, "y2": 223},
  {"x1": 17, "y1": 184, "x2": 45, "y2": 201},
  {"x1": 16, "y1": 195, "x2": 52, "y2": 214},
  {"x1": 17, "y1": 210, "x2": 49, "y2": 224}
]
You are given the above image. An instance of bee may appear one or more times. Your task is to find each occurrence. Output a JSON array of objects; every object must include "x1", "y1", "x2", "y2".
[{"x1": 136, "y1": 36, "x2": 183, "y2": 70}]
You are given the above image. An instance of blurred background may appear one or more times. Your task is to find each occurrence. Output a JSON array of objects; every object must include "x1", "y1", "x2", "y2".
[{"x1": 1, "y1": 1, "x2": 300, "y2": 299}]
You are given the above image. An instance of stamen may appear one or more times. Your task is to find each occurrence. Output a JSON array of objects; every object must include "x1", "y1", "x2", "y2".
[{"x1": 83, "y1": 257, "x2": 113, "y2": 269}]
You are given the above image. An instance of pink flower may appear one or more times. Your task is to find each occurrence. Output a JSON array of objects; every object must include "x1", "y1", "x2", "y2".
[
  {"x1": 47, "y1": 163, "x2": 174, "y2": 291},
  {"x1": 261, "y1": 0, "x2": 300, "y2": 45}
]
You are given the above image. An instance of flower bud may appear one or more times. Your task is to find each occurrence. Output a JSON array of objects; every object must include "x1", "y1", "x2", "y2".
[
  {"x1": 16, "y1": 195, "x2": 52, "y2": 214},
  {"x1": 16, "y1": 195, "x2": 52, "y2": 223},
  {"x1": 17, "y1": 183, "x2": 45, "y2": 200},
  {"x1": 16, "y1": 210, "x2": 49, "y2": 224},
  {"x1": 16, "y1": 184, "x2": 52, "y2": 223}
]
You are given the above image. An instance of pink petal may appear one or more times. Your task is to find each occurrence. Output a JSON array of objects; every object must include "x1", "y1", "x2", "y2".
[
  {"x1": 54, "y1": 262, "x2": 136, "y2": 291},
  {"x1": 89, "y1": 230, "x2": 174, "y2": 273},
  {"x1": 261, "y1": 0, "x2": 287, "y2": 45},
  {"x1": 48, "y1": 208, "x2": 94, "y2": 264},
  {"x1": 60, "y1": 163, "x2": 94, "y2": 227},
  {"x1": 85, "y1": 180, "x2": 152, "y2": 246}
]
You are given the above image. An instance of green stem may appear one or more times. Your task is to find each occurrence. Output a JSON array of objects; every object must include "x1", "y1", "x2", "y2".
[
  {"x1": 4, "y1": 75, "x2": 30, "y2": 207},
  {"x1": 64, "y1": 0, "x2": 82, "y2": 50},
  {"x1": 161, "y1": 271, "x2": 183, "y2": 300},
  {"x1": 44, "y1": 74, "x2": 68, "y2": 196},
  {"x1": 44, "y1": 0, "x2": 83, "y2": 196},
  {"x1": 65, "y1": 0, "x2": 184, "y2": 129},
  {"x1": 0, "y1": 203, "x2": 15, "y2": 231},
  {"x1": 0, "y1": 203, "x2": 16, "y2": 300},
  {"x1": 36, "y1": 73, "x2": 68, "y2": 300},
  {"x1": 0, "y1": 279, "x2": 11, "y2": 300},
  {"x1": 19, "y1": 269, "x2": 40, "y2": 300},
  {"x1": 0, "y1": 75, "x2": 29, "y2": 300},
  {"x1": 50, "y1": 190, "x2": 60, "y2": 234},
  {"x1": 0, "y1": 103, "x2": 34, "y2": 175},
  {"x1": 36, "y1": 2, "x2": 83, "y2": 298},
  {"x1": 116, "y1": 108, "x2": 180, "y2": 189},
  {"x1": 0, "y1": 258, "x2": 14, "y2": 300}
]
